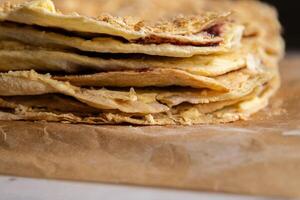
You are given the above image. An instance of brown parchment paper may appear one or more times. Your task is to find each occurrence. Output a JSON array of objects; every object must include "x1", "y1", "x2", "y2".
[{"x1": 0, "y1": 55, "x2": 300, "y2": 198}]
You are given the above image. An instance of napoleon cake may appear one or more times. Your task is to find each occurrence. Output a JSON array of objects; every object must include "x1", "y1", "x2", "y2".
[{"x1": 0, "y1": 0, "x2": 284, "y2": 125}]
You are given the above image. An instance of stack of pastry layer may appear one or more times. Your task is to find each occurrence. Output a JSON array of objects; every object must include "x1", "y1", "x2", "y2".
[{"x1": 0, "y1": 0, "x2": 284, "y2": 125}]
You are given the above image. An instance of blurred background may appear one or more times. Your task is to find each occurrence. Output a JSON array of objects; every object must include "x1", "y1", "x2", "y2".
[{"x1": 263, "y1": 0, "x2": 299, "y2": 50}]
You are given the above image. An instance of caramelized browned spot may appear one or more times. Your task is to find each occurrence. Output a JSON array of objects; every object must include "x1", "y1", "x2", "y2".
[{"x1": 131, "y1": 34, "x2": 222, "y2": 46}]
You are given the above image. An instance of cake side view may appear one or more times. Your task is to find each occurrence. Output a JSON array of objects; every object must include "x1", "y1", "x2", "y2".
[{"x1": 0, "y1": 0, "x2": 284, "y2": 125}]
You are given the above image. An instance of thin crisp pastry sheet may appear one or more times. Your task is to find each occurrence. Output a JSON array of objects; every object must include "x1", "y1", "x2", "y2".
[
  {"x1": 0, "y1": 0, "x2": 231, "y2": 44},
  {"x1": 0, "y1": 70, "x2": 170, "y2": 114},
  {"x1": 0, "y1": 37, "x2": 279, "y2": 75},
  {"x1": 1, "y1": 0, "x2": 281, "y2": 56},
  {"x1": 0, "y1": 67, "x2": 275, "y2": 114},
  {"x1": 52, "y1": 59, "x2": 267, "y2": 90},
  {"x1": 0, "y1": 21, "x2": 244, "y2": 57},
  {"x1": 0, "y1": 75, "x2": 280, "y2": 125},
  {"x1": 0, "y1": 89, "x2": 259, "y2": 116},
  {"x1": 0, "y1": 0, "x2": 283, "y2": 58},
  {"x1": 0, "y1": 40, "x2": 248, "y2": 76},
  {"x1": 54, "y1": 69, "x2": 229, "y2": 91},
  {"x1": 156, "y1": 68, "x2": 275, "y2": 107}
]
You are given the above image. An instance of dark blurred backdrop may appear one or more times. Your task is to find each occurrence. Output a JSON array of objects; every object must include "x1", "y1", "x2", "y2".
[{"x1": 262, "y1": 0, "x2": 299, "y2": 50}]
